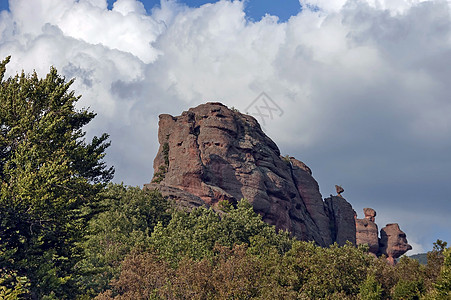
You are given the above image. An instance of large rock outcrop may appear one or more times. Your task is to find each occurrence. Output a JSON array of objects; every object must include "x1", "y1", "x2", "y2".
[
  {"x1": 145, "y1": 102, "x2": 411, "y2": 257},
  {"x1": 355, "y1": 208, "x2": 412, "y2": 264},
  {"x1": 146, "y1": 102, "x2": 355, "y2": 246},
  {"x1": 379, "y1": 223, "x2": 412, "y2": 265}
]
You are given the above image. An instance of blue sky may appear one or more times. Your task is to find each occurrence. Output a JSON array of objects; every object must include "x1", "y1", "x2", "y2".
[
  {"x1": 0, "y1": 1, "x2": 8, "y2": 11},
  {"x1": 108, "y1": 0, "x2": 302, "y2": 22},
  {"x1": 0, "y1": 0, "x2": 450, "y2": 253},
  {"x1": 0, "y1": 0, "x2": 301, "y2": 22},
  {"x1": 1, "y1": 0, "x2": 302, "y2": 22}
]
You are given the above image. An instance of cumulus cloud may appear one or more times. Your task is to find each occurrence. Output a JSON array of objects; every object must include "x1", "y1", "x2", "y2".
[
  {"x1": 300, "y1": 0, "x2": 430, "y2": 14},
  {"x1": 0, "y1": 0, "x2": 450, "y2": 252}
]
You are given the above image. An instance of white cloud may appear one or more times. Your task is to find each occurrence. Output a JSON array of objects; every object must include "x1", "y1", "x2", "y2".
[
  {"x1": 299, "y1": 0, "x2": 347, "y2": 12},
  {"x1": 113, "y1": 0, "x2": 147, "y2": 15},
  {"x1": 80, "y1": 0, "x2": 108, "y2": 10},
  {"x1": 300, "y1": 0, "x2": 430, "y2": 15},
  {"x1": 406, "y1": 240, "x2": 425, "y2": 256},
  {"x1": 0, "y1": 0, "x2": 450, "y2": 251},
  {"x1": 6, "y1": 0, "x2": 163, "y2": 64}
]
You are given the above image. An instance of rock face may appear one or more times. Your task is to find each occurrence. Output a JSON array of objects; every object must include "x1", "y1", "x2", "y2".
[
  {"x1": 289, "y1": 158, "x2": 334, "y2": 246},
  {"x1": 325, "y1": 196, "x2": 356, "y2": 246},
  {"x1": 379, "y1": 223, "x2": 412, "y2": 265},
  {"x1": 146, "y1": 102, "x2": 410, "y2": 255},
  {"x1": 147, "y1": 102, "x2": 355, "y2": 246},
  {"x1": 144, "y1": 183, "x2": 207, "y2": 211}
]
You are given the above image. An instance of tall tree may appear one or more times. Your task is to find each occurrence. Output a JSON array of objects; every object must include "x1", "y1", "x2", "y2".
[
  {"x1": 77, "y1": 184, "x2": 171, "y2": 296},
  {"x1": 0, "y1": 56, "x2": 114, "y2": 299}
]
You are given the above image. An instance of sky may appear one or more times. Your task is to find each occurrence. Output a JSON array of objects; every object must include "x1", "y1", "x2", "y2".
[{"x1": 0, "y1": 0, "x2": 450, "y2": 254}]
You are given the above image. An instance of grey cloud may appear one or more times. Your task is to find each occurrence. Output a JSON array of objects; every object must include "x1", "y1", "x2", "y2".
[
  {"x1": 111, "y1": 79, "x2": 144, "y2": 99},
  {"x1": 63, "y1": 62, "x2": 95, "y2": 87}
]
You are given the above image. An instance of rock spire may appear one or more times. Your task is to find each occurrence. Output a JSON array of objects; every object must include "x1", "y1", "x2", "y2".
[{"x1": 355, "y1": 208, "x2": 412, "y2": 264}]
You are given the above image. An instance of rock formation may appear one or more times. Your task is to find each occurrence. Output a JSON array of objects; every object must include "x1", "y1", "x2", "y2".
[
  {"x1": 145, "y1": 183, "x2": 207, "y2": 211},
  {"x1": 145, "y1": 102, "x2": 357, "y2": 246},
  {"x1": 289, "y1": 158, "x2": 334, "y2": 246},
  {"x1": 355, "y1": 208, "x2": 412, "y2": 263},
  {"x1": 355, "y1": 208, "x2": 379, "y2": 255},
  {"x1": 363, "y1": 208, "x2": 376, "y2": 222},
  {"x1": 335, "y1": 185, "x2": 344, "y2": 198},
  {"x1": 379, "y1": 223, "x2": 412, "y2": 265},
  {"x1": 324, "y1": 196, "x2": 356, "y2": 246},
  {"x1": 145, "y1": 102, "x2": 410, "y2": 256}
]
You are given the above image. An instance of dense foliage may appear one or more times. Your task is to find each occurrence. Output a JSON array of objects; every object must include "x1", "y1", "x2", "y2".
[
  {"x1": 94, "y1": 200, "x2": 450, "y2": 300},
  {"x1": 0, "y1": 57, "x2": 113, "y2": 299},
  {"x1": 0, "y1": 59, "x2": 449, "y2": 299},
  {"x1": 149, "y1": 199, "x2": 292, "y2": 266},
  {"x1": 97, "y1": 230, "x2": 450, "y2": 300},
  {"x1": 76, "y1": 184, "x2": 171, "y2": 297}
]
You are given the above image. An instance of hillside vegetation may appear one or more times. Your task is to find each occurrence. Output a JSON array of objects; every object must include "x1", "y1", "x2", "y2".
[
  {"x1": 409, "y1": 253, "x2": 429, "y2": 265},
  {"x1": 0, "y1": 58, "x2": 449, "y2": 299}
]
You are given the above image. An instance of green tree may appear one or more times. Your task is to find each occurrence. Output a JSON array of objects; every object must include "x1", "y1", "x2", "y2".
[
  {"x1": 425, "y1": 240, "x2": 448, "y2": 286},
  {"x1": 150, "y1": 199, "x2": 292, "y2": 265},
  {"x1": 392, "y1": 279, "x2": 423, "y2": 300},
  {"x1": 77, "y1": 184, "x2": 171, "y2": 296},
  {"x1": 424, "y1": 246, "x2": 451, "y2": 299},
  {"x1": 284, "y1": 241, "x2": 373, "y2": 298},
  {"x1": 0, "y1": 263, "x2": 30, "y2": 300},
  {"x1": 358, "y1": 274, "x2": 383, "y2": 300},
  {"x1": 435, "y1": 247, "x2": 451, "y2": 297},
  {"x1": 96, "y1": 244, "x2": 296, "y2": 300},
  {"x1": 0, "y1": 57, "x2": 113, "y2": 298},
  {"x1": 391, "y1": 256, "x2": 426, "y2": 299}
]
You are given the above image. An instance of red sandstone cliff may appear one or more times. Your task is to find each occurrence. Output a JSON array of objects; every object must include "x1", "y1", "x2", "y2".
[
  {"x1": 145, "y1": 102, "x2": 411, "y2": 256},
  {"x1": 145, "y1": 102, "x2": 356, "y2": 246}
]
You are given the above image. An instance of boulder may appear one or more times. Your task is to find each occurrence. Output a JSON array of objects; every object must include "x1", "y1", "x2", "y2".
[
  {"x1": 363, "y1": 208, "x2": 376, "y2": 222},
  {"x1": 379, "y1": 223, "x2": 412, "y2": 265},
  {"x1": 335, "y1": 185, "x2": 344, "y2": 197}
]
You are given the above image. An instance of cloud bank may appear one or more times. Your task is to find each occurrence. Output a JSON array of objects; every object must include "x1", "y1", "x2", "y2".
[{"x1": 1, "y1": 0, "x2": 450, "y2": 253}]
